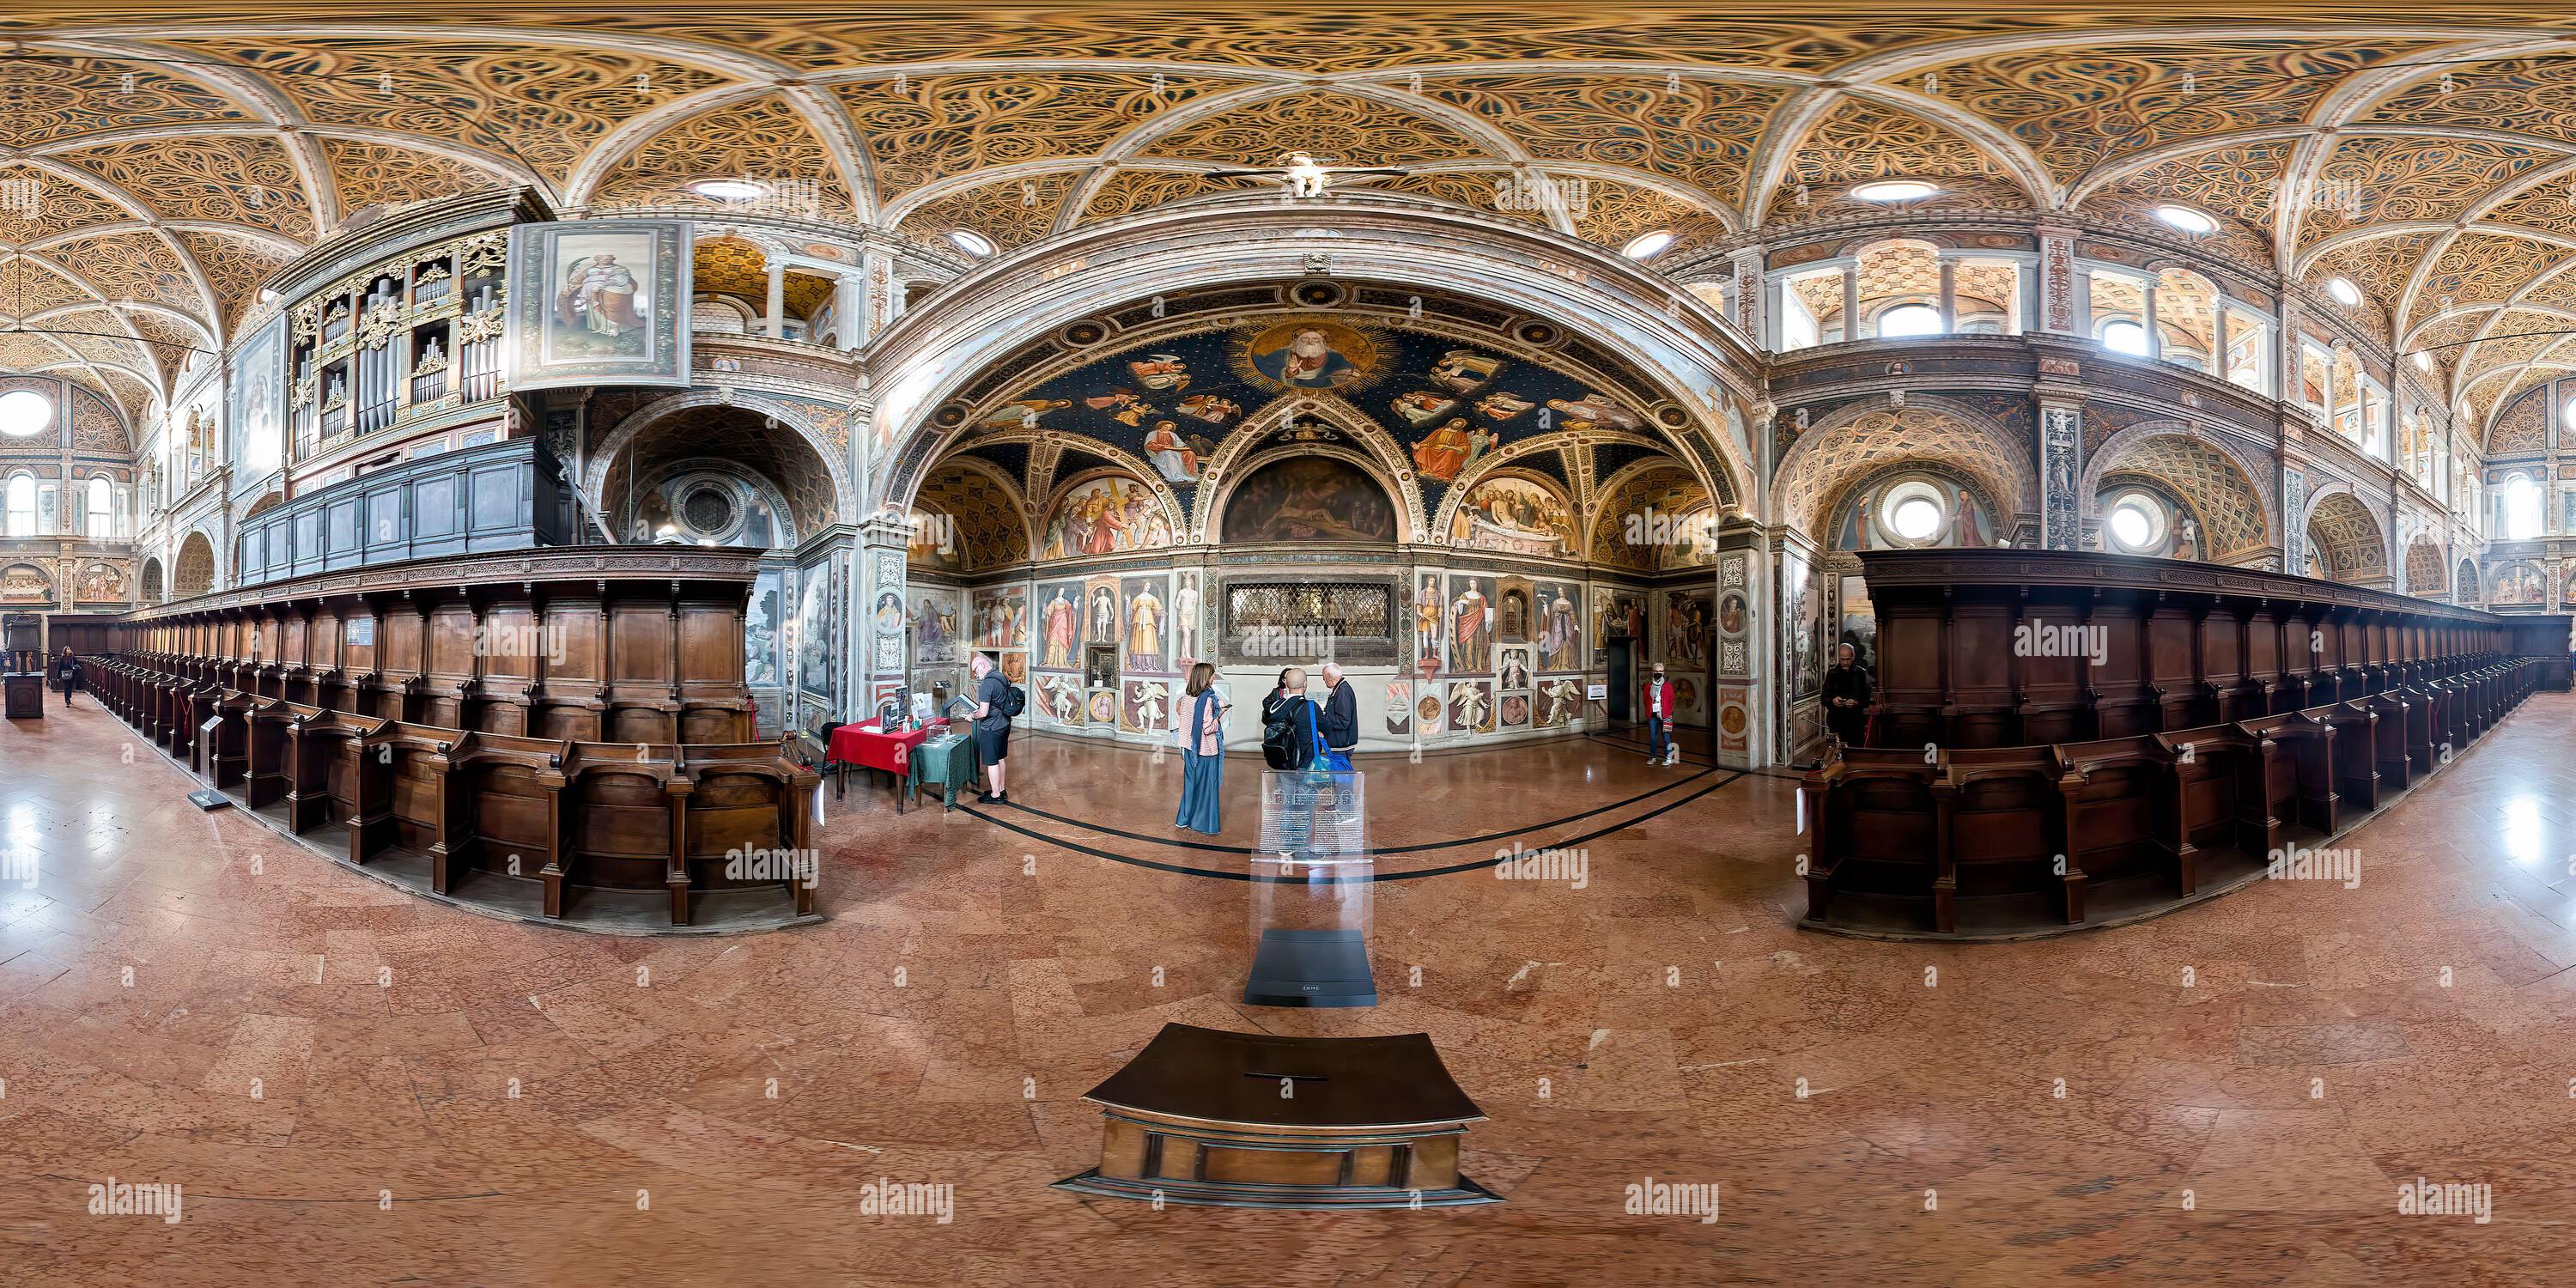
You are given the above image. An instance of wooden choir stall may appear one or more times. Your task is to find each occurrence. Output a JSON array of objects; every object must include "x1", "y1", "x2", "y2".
[
  {"x1": 81, "y1": 546, "x2": 818, "y2": 933},
  {"x1": 1802, "y1": 548, "x2": 2573, "y2": 940}
]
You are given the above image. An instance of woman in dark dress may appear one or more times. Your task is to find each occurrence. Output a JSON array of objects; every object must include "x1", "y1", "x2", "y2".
[
  {"x1": 55, "y1": 646, "x2": 80, "y2": 708},
  {"x1": 1174, "y1": 661, "x2": 1228, "y2": 833}
]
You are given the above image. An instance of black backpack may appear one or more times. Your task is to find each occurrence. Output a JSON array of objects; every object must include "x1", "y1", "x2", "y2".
[
  {"x1": 999, "y1": 681, "x2": 1026, "y2": 719},
  {"x1": 1261, "y1": 698, "x2": 1301, "y2": 769}
]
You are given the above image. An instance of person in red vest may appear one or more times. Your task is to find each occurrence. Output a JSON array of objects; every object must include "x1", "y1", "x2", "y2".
[{"x1": 1642, "y1": 662, "x2": 1677, "y2": 766}]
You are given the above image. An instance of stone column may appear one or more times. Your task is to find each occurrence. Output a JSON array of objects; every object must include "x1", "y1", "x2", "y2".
[
  {"x1": 2142, "y1": 280, "x2": 2162, "y2": 360},
  {"x1": 1840, "y1": 264, "x2": 1861, "y2": 343},
  {"x1": 1937, "y1": 257, "x2": 1958, "y2": 333},
  {"x1": 764, "y1": 262, "x2": 787, "y2": 338}
]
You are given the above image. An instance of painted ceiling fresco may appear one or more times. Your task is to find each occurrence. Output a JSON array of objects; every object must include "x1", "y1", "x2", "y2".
[
  {"x1": 959, "y1": 311, "x2": 1650, "y2": 526},
  {"x1": 8, "y1": 12, "x2": 2576, "y2": 428}
]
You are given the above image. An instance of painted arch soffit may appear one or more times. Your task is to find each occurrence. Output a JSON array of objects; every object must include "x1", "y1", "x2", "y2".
[{"x1": 903, "y1": 298, "x2": 1727, "y2": 541}]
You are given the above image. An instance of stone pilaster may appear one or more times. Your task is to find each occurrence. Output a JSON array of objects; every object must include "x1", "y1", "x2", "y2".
[
  {"x1": 858, "y1": 511, "x2": 910, "y2": 715},
  {"x1": 1728, "y1": 246, "x2": 1765, "y2": 342},
  {"x1": 2036, "y1": 223, "x2": 2080, "y2": 336},
  {"x1": 2037, "y1": 392, "x2": 2084, "y2": 550}
]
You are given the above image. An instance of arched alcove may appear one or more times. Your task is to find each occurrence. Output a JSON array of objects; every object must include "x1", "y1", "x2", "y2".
[
  {"x1": 1772, "y1": 402, "x2": 2034, "y2": 541},
  {"x1": 2304, "y1": 489, "x2": 2388, "y2": 586},
  {"x1": 878, "y1": 268, "x2": 1754, "y2": 760},
  {"x1": 596, "y1": 401, "x2": 847, "y2": 544},
  {"x1": 173, "y1": 532, "x2": 215, "y2": 598}
]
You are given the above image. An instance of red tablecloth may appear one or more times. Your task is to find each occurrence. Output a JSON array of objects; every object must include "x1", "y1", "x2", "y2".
[{"x1": 830, "y1": 720, "x2": 932, "y2": 774}]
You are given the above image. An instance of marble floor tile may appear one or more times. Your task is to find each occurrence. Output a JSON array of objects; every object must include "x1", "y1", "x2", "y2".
[{"x1": 7, "y1": 697, "x2": 2576, "y2": 1281}]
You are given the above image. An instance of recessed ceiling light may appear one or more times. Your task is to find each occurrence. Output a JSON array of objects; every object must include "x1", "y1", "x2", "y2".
[
  {"x1": 2327, "y1": 276, "x2": 2363, "y2": 307},
  {"x1": 2153, "y1": 204, "x2": 2216, "y2": 235},
  {"x1": 2414, "y1": 350, "x2": 2433, "y2": 372},
  {"x1": 946, "y1": 229, "x2": 996, "y2": 258},
  {"x1": 1852, "y1": 180, "x2": 1937, "y2": 203},
  {"x1": 1622, "y1": 230, "x2": 1675, "y2": 260},
  {"x1": 690, "y1": 178, "x2": 771, "y2": 201}
]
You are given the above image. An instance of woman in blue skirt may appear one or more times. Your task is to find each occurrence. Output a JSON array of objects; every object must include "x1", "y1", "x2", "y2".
[{"x1": 1175, "y1": 661, "x2": 1229, "y2": 833}]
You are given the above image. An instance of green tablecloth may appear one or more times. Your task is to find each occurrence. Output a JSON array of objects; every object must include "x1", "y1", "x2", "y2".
[{"x1": 907, "y1": 733, "x2": 983, "y2": 812}]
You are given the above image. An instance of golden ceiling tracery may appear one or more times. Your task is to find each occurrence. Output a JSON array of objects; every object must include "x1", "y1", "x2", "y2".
[{"x1": 10, "y1": 15, "x2": 2576, "y2": 434}]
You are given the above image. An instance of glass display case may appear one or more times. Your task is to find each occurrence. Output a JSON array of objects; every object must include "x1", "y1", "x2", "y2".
[{"x1": 1247, "y1": 769, "x2": 1375, "y2": 1007}]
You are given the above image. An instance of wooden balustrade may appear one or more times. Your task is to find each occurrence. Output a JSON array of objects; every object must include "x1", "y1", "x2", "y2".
[{"x1": 1804, "y1": 550, "x2": 2573, "y2": 939}]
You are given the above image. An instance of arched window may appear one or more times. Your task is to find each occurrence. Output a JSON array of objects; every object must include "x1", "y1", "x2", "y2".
[
  {"x1": 1874, "y1": 302, "x2": 1943, "y2": 338},
  {"x1": 86, "y1": 477, "x2": 111, "y2": 537},
  {"x1": 2099, "y1": 319, "x2": 2149, "y2": 356},
  {"x1": 2504, "y1": 474, "x2": 2543, "y2": 540},
  {"x1": 3, "y1": 473, "x2": 32, "y2": 536}
]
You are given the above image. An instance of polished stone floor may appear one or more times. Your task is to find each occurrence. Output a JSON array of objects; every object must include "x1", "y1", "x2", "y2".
[{"x1": 6, "y1": 694, "x2": 2576, "y2": 1284}]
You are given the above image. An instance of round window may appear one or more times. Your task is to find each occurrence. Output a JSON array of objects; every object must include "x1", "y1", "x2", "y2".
[
  {"x1": 2109, "y1": 503, "x2": 2154, "y2": 549},
  {"x1": 2104, "y1": 491, "x2": 2168, "y2": 554},
  {"x1": 0, "y1": 389, "x2": 52, "y2": 438},
  {"x1": 1889, "y1": 496, "x2": 1943, "y2": 540},
  {"x1": 683, "y1": 486, "x2": 736, "y2": 533},
  {"x1": 1875, "y1": 481, "x2": 1950, "y2": 547}
]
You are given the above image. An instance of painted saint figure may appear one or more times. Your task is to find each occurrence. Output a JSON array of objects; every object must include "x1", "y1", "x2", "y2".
[
  {"x1": 556, "y1": 252, "x2": 645, "y2": 338},
  {"x1": 1413, "y1": 575, "x2": 1443, "y2": 668},
  {"x1": 1451, "y1": 582, "x2": 1491, "y2": 672},
  {"x1": 1042, "y1": 587, "x2": 1078, "y2": 669},
  {"x1": 1091, "y1": 587, "x2": 1117, "y2": 641},
  {"x1": 1142, "y1": 420, "x2": 1200, "y2": 483},
  {"x1": 1127, "y1": 585, "x2": 1164, "y2": 671},
  {"x1": 1171, "y1": 574, "x2": 1200, "y2": 664},
  {"x1": 1539, "y1": 585, "x2": 1577, "y2": 670},
  {"x1": 1411, "y1": 418, "x2": 1475, "y2": 483}
]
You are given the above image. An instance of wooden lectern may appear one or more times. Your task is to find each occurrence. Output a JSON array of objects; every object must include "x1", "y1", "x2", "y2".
[
  {"x1": 3, "y1": 671, "x2": 45, "y2": 720},
  {"x1": 1054, "y1": 1024, "x2": 1500, "y2": 1210}
]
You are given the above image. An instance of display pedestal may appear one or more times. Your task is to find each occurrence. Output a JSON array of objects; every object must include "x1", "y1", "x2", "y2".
[
  {"x1": 1053, "y1": 1023, "x2": 1500, "y2": 1210},
  {"x1": 1249, "y1": 770, "x2": 1373, "y2": 1009},
  {"x1": 1244, "y1": 927, "x2": 1376, "y2": 1007}
]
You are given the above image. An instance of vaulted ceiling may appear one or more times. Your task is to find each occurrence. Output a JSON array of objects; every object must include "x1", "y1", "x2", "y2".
[{"x1": 11, "y1": 10, "x2": 2576, "y2": 440}]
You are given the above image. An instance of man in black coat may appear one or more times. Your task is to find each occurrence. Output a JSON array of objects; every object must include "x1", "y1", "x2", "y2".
[
  {"x1": 1316, "y1": 661, "x2": 1358, "y2": 766},
  {"x1": 1822, "y1": 642, "x2": 1872, "y2": 748},
  {"x1": 1261, "y1": 667, "x2": 1321, "y2": 769}
]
